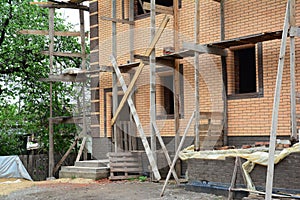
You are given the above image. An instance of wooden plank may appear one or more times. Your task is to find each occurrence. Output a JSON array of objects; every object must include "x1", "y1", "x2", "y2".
[
  {"x1": 265, "y1": 1, "x2": 290, "y2": 199},
  {"x1": 76, "y1": 137, "x2": 87, "y2": 162},
  {"x1": 19, "y1": 29, "x2": 88, "y2": 37},
  {"x1": 111, "y1": 15, "x2": 170, "y2": 125},
  {"x1": 41, "y1": 51, "x2": 83, "y2": 58},
  {"x1": 110, "y1": 167, "x2": 142, "y2": 172},
  {"x1": 53, "y1": 137, "x2": 79, "y2": 174},
  {"x1": 111, "y1": 55, "x2": 161, "y2": 180},
  {"x1": 160, "y1": 111, "x2": 195, "y2": 197},
  {"x1": 109, "y1": 162, "x2": 140, "y2": 168},
  {"x1": 39, "y1": 74, "x2": 87, "y2": 82},
  {"x1": 290, "y1": 0, "x2": 297, "y2": 140},
  {"x1": 228, "y1": 157, "x2": 239, "y2": 200},
  {"x1": 143, "y1": 2, "x2": 173, "y2": 15},
  {"x1": 50, "y1": 116, "x2": 83, "y2": 124},
  {"x1": 152, "y1": 122, "x2": 180, "y2": 184},
  {"x1": 112, "y1": 0, "x2": 118, "y2": 153},
  {"x1": 109, "y1": 175, "x2": 139, "y2": 180},
  {"x1": 37, "y1": 3, "x2": 89, "y2": 11},
  {"x1": 173, "y1": 0, "x2": 181, "y2": 178},
  {"x1": 100, "y1": 16, "x2": 134, "y2": 25},
  {"x1": 150, "y1": 0, "x2": 157, "y2": 180},
  {"x1": 194, "y1": 0, "x2": 200, "y2": 151},
  {"x1": 183, "y1": 42, "x2": 228, "y2": 56},
  {"x1": 48, "y1": 8, "x2": 55, "y2": 178}
]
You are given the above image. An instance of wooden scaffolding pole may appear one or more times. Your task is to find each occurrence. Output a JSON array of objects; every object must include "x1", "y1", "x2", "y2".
[
  {"x1": 220, "y1": 0, "x2": 228, "y2": 146},
  {"x1": 173, "y1": 0, "x2": 181, "y2": 176},
  {"x1": 129, "y1": 0, "x2": 135, "y2": 149},
  {"x1": 112, "y1": 0, "x2": 118, "y2": 152},
  {"x1": 150, "y1": 0, "x2": 157, "y2": 179},
  {"x1": 111, "y1": 56, "x2": 161, "y2": 180},
  {"x1": 265, "y1": 1, "x2": 290, "y2": 199},
  {"x1": 194, "y1": 0, "x2": 200, "y2": 151},
  {"x1": 290, "y1": 0, "x2": 297, "y2": 140},
  {"x1": 48, "y1": 7, "x2": 55, "y2": 178}
]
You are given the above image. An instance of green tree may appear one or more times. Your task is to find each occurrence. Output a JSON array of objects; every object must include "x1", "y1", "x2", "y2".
[{"x1": 0, "y1": 0, "x2": 88, "y2": 155}]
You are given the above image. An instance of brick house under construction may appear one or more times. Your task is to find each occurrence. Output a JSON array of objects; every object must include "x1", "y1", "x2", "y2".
[{"x1": 88, "y1": 0, "x2": 299, "y2": 176}]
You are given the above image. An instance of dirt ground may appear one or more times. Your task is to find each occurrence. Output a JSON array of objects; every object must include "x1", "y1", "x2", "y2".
[{"x1": 0, "y1": 178, "x2": 227, "y2": 200}]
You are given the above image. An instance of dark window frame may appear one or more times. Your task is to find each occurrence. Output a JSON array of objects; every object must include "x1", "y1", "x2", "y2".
[
  {"x1": 228, "y1": 42, "x2": 263, "y2": 100},
  {"x1": 156, "y1": 64, "x2": 184, "y2": 120},
  {"x1": 134, "y1": 0, "x2": 182, "y2": 19}
]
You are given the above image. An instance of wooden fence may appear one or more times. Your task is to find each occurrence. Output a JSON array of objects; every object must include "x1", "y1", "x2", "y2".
[{"x1": 19, "y1": 153, "x2": 76, "y2": 181}]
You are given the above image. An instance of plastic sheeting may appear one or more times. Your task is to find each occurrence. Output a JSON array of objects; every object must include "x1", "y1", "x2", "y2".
[
  {"x1": 0, "y1": 156, "x2": 33, "y2": 181},
  {"x1": 179, "y1": 144, "x2": 300, "y2": 191}
]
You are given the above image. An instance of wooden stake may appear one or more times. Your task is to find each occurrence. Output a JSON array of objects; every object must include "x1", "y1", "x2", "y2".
[
  {"x1": 160, "y1": 111, "x2": 195, "y2": 197},
  {"x1": 265, "y1": 1, "x2": 290, "y2": 199},
  {"x1": 111, "y1": 55, "x2": 161, "y2": 181}
]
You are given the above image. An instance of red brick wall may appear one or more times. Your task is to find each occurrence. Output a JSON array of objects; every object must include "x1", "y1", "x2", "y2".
[{"x1": 92, "y1": 0, "x2": 298, "y2": 139}]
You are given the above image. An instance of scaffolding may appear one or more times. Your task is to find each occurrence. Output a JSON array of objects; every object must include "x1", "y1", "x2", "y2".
[
  {"x1": 21, "y1": 0, "x2": 300, "y2": 199},
  {"x1": 23, "y1": 0, "x2": 90, "y2": 178}
]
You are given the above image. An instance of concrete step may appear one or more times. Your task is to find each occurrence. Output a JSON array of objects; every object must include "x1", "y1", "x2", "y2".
[
  {"x1": 59, "y1": 166, "x2": 109, "y2": 180},
  {"x1": 75, "y1": 159, "x2": 109, "y2": 168}
]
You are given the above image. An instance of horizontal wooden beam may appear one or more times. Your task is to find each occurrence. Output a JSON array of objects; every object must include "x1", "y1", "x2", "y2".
[
  {"x1": 31, "y1": 2, "x2": 89, "y2": 11},
  {"x1": 50, "y1": 116, "x2": 83, "y2": 124},
  {"x1": 39, "y1": 74, "x2": 87, "y2": 82},
  {"x1": 143, "y1": 2, "x2": 173, "y2": 15},
  {"x1": 41, "y1": 51, "x2": 83, "y2": 58},
  {"x1": 19, "y1": 29, "x2": 88, "y2": 37},
  {"x1": 183, "y1": 42, "x2": 227, "y2": 56},
  {"x1": 100, "y1": 16, "x2": 134, "y2": 25}
]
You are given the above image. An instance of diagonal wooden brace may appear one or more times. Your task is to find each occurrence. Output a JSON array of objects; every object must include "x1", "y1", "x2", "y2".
[
  {"x1": 152, "y1": 122, "x2": 180, "y2": 184},
  {"x1": 111, "y1": 55, "x2": 161, "y2": 181},
  {"x1": 111, "y1": 15, "x2": 170, "y2": 126}
]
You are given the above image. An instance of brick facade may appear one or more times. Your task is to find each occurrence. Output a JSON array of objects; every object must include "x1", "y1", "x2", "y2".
[{"x1": 89, "y1": 0, "x2": 299, "y2": 155}]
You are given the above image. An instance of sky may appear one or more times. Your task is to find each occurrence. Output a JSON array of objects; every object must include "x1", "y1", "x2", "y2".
[{"x1": 57, "y1": 5, "x2": 90, "y2": 31}]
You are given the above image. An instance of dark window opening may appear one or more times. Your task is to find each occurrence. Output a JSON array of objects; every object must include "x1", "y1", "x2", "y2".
[
  {"x1": 234, "y1": 47, "x2": 256, "y2": 94},
  {"x1": 228, "y1": 42, "x2": 263, "y2": 100},
  {"x1": 135, "y1": 0, "x2": 181, "y2": 16},
  {"x1": 162, "y1": 75, "x2": 174, "y2": 115},
  {"x1": 158, "y1": 64, "x2": 184, "y2": 119}
]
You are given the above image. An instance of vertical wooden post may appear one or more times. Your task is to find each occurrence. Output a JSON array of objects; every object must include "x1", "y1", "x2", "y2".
[
  {"x1": 220, "y1": 0, "x2": 228, "y2": 146},
  {"x1": 48, "y1": 7, "x2": 55, "y2": 178},
  {"x1": 79, "y1": 7, "x2": 87, "y2": 150},
  {"x1": 194, "y1": 0, "x2": 200, "y2": 151},
  {"x1": 129, "y1": 0, "x2": 135, "y2": 150},
  {"x1": 265, "y1": 1, "x2": 290, "y2": 199},
  {"x1": 112, "y1": 0, "x2": 118, "y2": 152},
  {"x1": 290, "y1": 0, "x2": 297, "y2": 140},
  {"x1": 173, "y1": 0, "x2": 181, "y2": 175},
  {"x1": 129, "y1": 0, "x2": 134, "y2": 62},
  {"x1": 150, "y1": 0, "x2": 157, "y2": 179}
]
